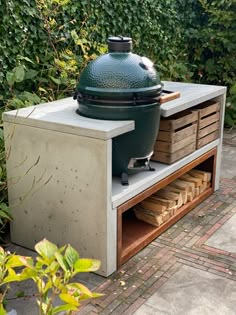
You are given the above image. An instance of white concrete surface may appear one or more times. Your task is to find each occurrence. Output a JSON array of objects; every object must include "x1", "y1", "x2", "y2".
[
  {"x1": 162, "y1": 81, "x2": 227, "y2": 117},
  {"x1": 3, "y1": 98, "x2": 134, "y2": 140},
  {"x1": 4, "y1": 122, "x2": 115, "y2": 276}
]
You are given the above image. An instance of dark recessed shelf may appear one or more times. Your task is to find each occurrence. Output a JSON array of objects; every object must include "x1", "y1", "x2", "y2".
[{"x1": 118, "y1": 147, "x2": 217, "y2": 267}]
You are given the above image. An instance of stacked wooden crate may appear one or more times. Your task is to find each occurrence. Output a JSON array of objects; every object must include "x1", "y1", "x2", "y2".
[
  {"x1": 152, "y1": 110, "x2": 198, "y2": 164},
  {"x1": 134, "y1": 169, "x2": 211, "y2": 227},
  {"x1": 193, "y1": 100, "x2": 220, "y2": 149}
]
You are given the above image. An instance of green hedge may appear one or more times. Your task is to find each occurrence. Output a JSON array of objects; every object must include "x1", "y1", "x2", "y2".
[{"x1": 0, "y1": 0, "x2": 191, "y2": 110}]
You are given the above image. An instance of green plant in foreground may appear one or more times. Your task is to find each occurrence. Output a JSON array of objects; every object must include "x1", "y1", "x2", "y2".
[
  {"x1": 0, "y1": 128, "x2": 12, "y2": 240},
  {"x1": 0, "y1": 246, "x2": 20, "y2": 314},
  {"x1": 0, "y1": 239, "x2": 102, "y2": 315}
]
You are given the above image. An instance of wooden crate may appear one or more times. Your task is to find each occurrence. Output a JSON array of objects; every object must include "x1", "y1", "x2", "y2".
[
  {"x1": 152, "y1": 110, "x2": 198, "y2": 164},
  {"x1": 193, "y1": 100, "x2": 220, "y2": 149}
]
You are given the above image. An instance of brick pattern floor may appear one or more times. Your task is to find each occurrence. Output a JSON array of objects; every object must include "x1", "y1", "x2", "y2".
[{"x1": 79, "y1": 176, "x2": 236, "y2": 315}]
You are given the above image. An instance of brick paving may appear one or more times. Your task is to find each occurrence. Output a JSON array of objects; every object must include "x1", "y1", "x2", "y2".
[{"x1": 79, "y1": 176, "x2": 236, "y2": 314}]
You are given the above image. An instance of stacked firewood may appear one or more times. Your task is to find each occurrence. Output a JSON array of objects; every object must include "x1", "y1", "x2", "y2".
[{"x1": 134, "y1": 169, "x2": 211, "y2": 227}]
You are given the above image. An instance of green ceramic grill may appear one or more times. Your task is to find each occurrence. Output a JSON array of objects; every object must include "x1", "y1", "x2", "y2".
[{"x1": 75, "y1": 36, "x2": 163, "y2": 185}]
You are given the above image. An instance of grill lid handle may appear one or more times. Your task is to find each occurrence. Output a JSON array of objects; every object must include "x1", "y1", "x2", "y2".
[{"x1": 108, "y1": 36, "x2": 132, "y2": 53}]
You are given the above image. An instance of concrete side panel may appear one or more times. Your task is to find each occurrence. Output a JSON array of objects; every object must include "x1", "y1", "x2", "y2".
[
  {"x1": 4, "y1": 122, "x2": 115, "y2": 276},
  {"x1": 214, "y1": 93, "x2": 226, "y2": 191}
]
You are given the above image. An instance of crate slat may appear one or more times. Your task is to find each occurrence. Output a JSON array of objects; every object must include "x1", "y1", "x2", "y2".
[
  {"x1": 159, "y1": 111, "x2": 198, "y2": 131},
  {"x1": 193, "y1": 100, "x2": 220, "y2": 119},
  {"x1": 199, "y1": 121, "x2": 219, "y2": 138},
  {"x1": 197, "y1": 130, "x2": 219, "y2": 149},
  {"x1": 199, "y1": 112, "x2": 220, "y2": 129},
  {"x1": 152, "y1": 142, "x2": 196, "y2": 164},
  {"x1": 156, "y1": 123, "x2": 197, "y2": 143},
  {"x1": 155, "y1": 133, "x2": 196, "y2": 153}
]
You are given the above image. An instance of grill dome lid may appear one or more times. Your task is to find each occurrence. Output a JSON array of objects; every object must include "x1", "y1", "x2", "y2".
[{"x1": 76, "y1": 36, "x2": 163, "y2": 102}]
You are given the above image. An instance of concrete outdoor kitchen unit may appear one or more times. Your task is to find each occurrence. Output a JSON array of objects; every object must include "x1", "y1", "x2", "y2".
[{"x1": 3, "y1": 81, "x2": 226, "y2": 276}]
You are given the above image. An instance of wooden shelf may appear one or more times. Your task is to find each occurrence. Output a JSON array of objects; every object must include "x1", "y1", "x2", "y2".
[
  {"x1": 119, "y1": 187, "x2": 213, "y2": 266},
  {"x1": 117, "y1": 148, "x2": 217, "y2": 267}
]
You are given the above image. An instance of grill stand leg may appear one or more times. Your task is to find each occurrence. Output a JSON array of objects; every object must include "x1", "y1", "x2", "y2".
[
  {"x1": 148, "y1": 165, "x2": 155, "y2": 171},
  {"x1": 121, "y1": 172, "x2": 129, "y2": 186}
]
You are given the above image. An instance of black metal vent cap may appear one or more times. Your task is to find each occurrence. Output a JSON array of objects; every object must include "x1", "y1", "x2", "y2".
[{"x1": 108, "y1": 36, "x2": 132, "y2": 52}]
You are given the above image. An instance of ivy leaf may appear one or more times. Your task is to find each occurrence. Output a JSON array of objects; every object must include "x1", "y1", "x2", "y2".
[
  {"x1": 24, "y1": 69, "x2": 38, "y2": 80},
  {"x1": 14, "y1": 65, "x2": 25, "y2": 82},
  {"x1": 18, "y1": 91, "x2": 41, "y2": 104},
  {"x1": 6, "y1": 71, "x2": 16, "y2": 86},
  {"x1": 230, "y1": 84, "x2": 236, "y2": 95},
  {"x1": 18, "y1": 56, "x2": 34, "y2": 64},
  {"x1": 0, "y1": 129, "x2": 4, "y2": 140},
  {"x1": 224, "y1": 111, "x2": 234, "y2": 127},
  {"x1": 49, "y1": 76, "x2": 61, "y2": 85}
]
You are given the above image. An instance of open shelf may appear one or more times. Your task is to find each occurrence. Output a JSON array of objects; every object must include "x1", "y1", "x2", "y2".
[
  {"x1": 117, "y1": 147, "x2": 217, "y2": 267},
  {"x1": 112, "y1": 139, "x2": 219, "y2": 209},
  {"x1": 119, "y1": 187, "x2": 212, "y2": 266}
]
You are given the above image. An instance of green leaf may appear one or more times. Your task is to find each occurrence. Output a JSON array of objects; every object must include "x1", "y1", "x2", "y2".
[
  {"x1": 230, "y1": 84, "x2": 236, "y2": 95},
  {"x1": 37, "y1": 301, "x2": 48, "y2": 314},
  {"x1": 14, "y1": 65, "x2": 25, "y2": 82},
  {"x1": 8, "y1": 98, "x2": 25, "y2": 109},
  {"x1": 66, "y1": 282, "x2": 92, "y2": 297},
  {"x1": 3, "y1": 267, "x2": 37, "y2": 284},
  {"x1": 0, "y1": 211, "x2": 11, "y2": 220},
  {"x1": 35, "y1": 239, "x2": 58, "y2": 260},
  {"x1": 73, "y1": 259, "x2": 100, "y2": 273},
  {"x1": 54, "y1": 252, "x2": 69, "y2": 272},
  {"x1": 92, "y1": 292, "x2": 104, "y2": 298},
  {"x1": 225, "y1": 111, "x2": 235, "y2": 127},
  {"x1": 6, "y1": 72, "x2": 16, "y2": 86},
  {"x1": 0, "y1": 204, "x2": 12, "y2": 220},
  {"x1": 24, "y1": 69, "x2": 38, "y2": 80},
  {"x1": 16, "y1": 290, "x2": 25, "y2": 298},
  {"x1": 0, "y1": 129, "x2": 4, "y2": 140},
  {"x1": 6, "y1": 255, "x2": 29, "y2": 268},
  {"x1": 18, "y1": 56, "x2": 34, "y2": 64},
  {"x1": 0, "y1": 304, "x2": 7, "y2": 315},
  {"x1": 49, "y1": 76, "x2": 61, "y2": 85},
  {"x1": 44, "y1": 261, "x2": 59, "y2": 274},
  {"x1": 59, "y1": 293, "x2": 79, "y2": 306},
  {"x1": 0, "y1": 246, "x2": 4, "y2": 256},
  {"x1": 52, "y1": 304, "x2": 77, "y2": 314},
  {"x1": 18, "y1": 91, "x2": 41, "y2": 104},
  {"x1": 65, "y1": 245, "x2": 79, "y2": 268}
]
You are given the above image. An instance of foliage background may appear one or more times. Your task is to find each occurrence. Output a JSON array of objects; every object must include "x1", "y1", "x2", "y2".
[{"x1": 0, "y1": 0, "x2": 235, "y2": 231}]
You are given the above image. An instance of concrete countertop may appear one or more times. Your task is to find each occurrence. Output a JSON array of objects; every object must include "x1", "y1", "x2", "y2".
[
  {"x1": 162, "y1": 81, "x2": 226, "y2": 117},
  {"x1": 3, "y1": 98, "x2": 134, "y2": 140},
  {"x1": 3, "y1": 82, "x2": 227, "y2": 139}
]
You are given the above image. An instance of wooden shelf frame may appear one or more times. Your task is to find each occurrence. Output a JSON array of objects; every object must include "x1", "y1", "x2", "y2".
[{"x1": 117, "y1": 147, "x2": 217, "y2": 267}]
